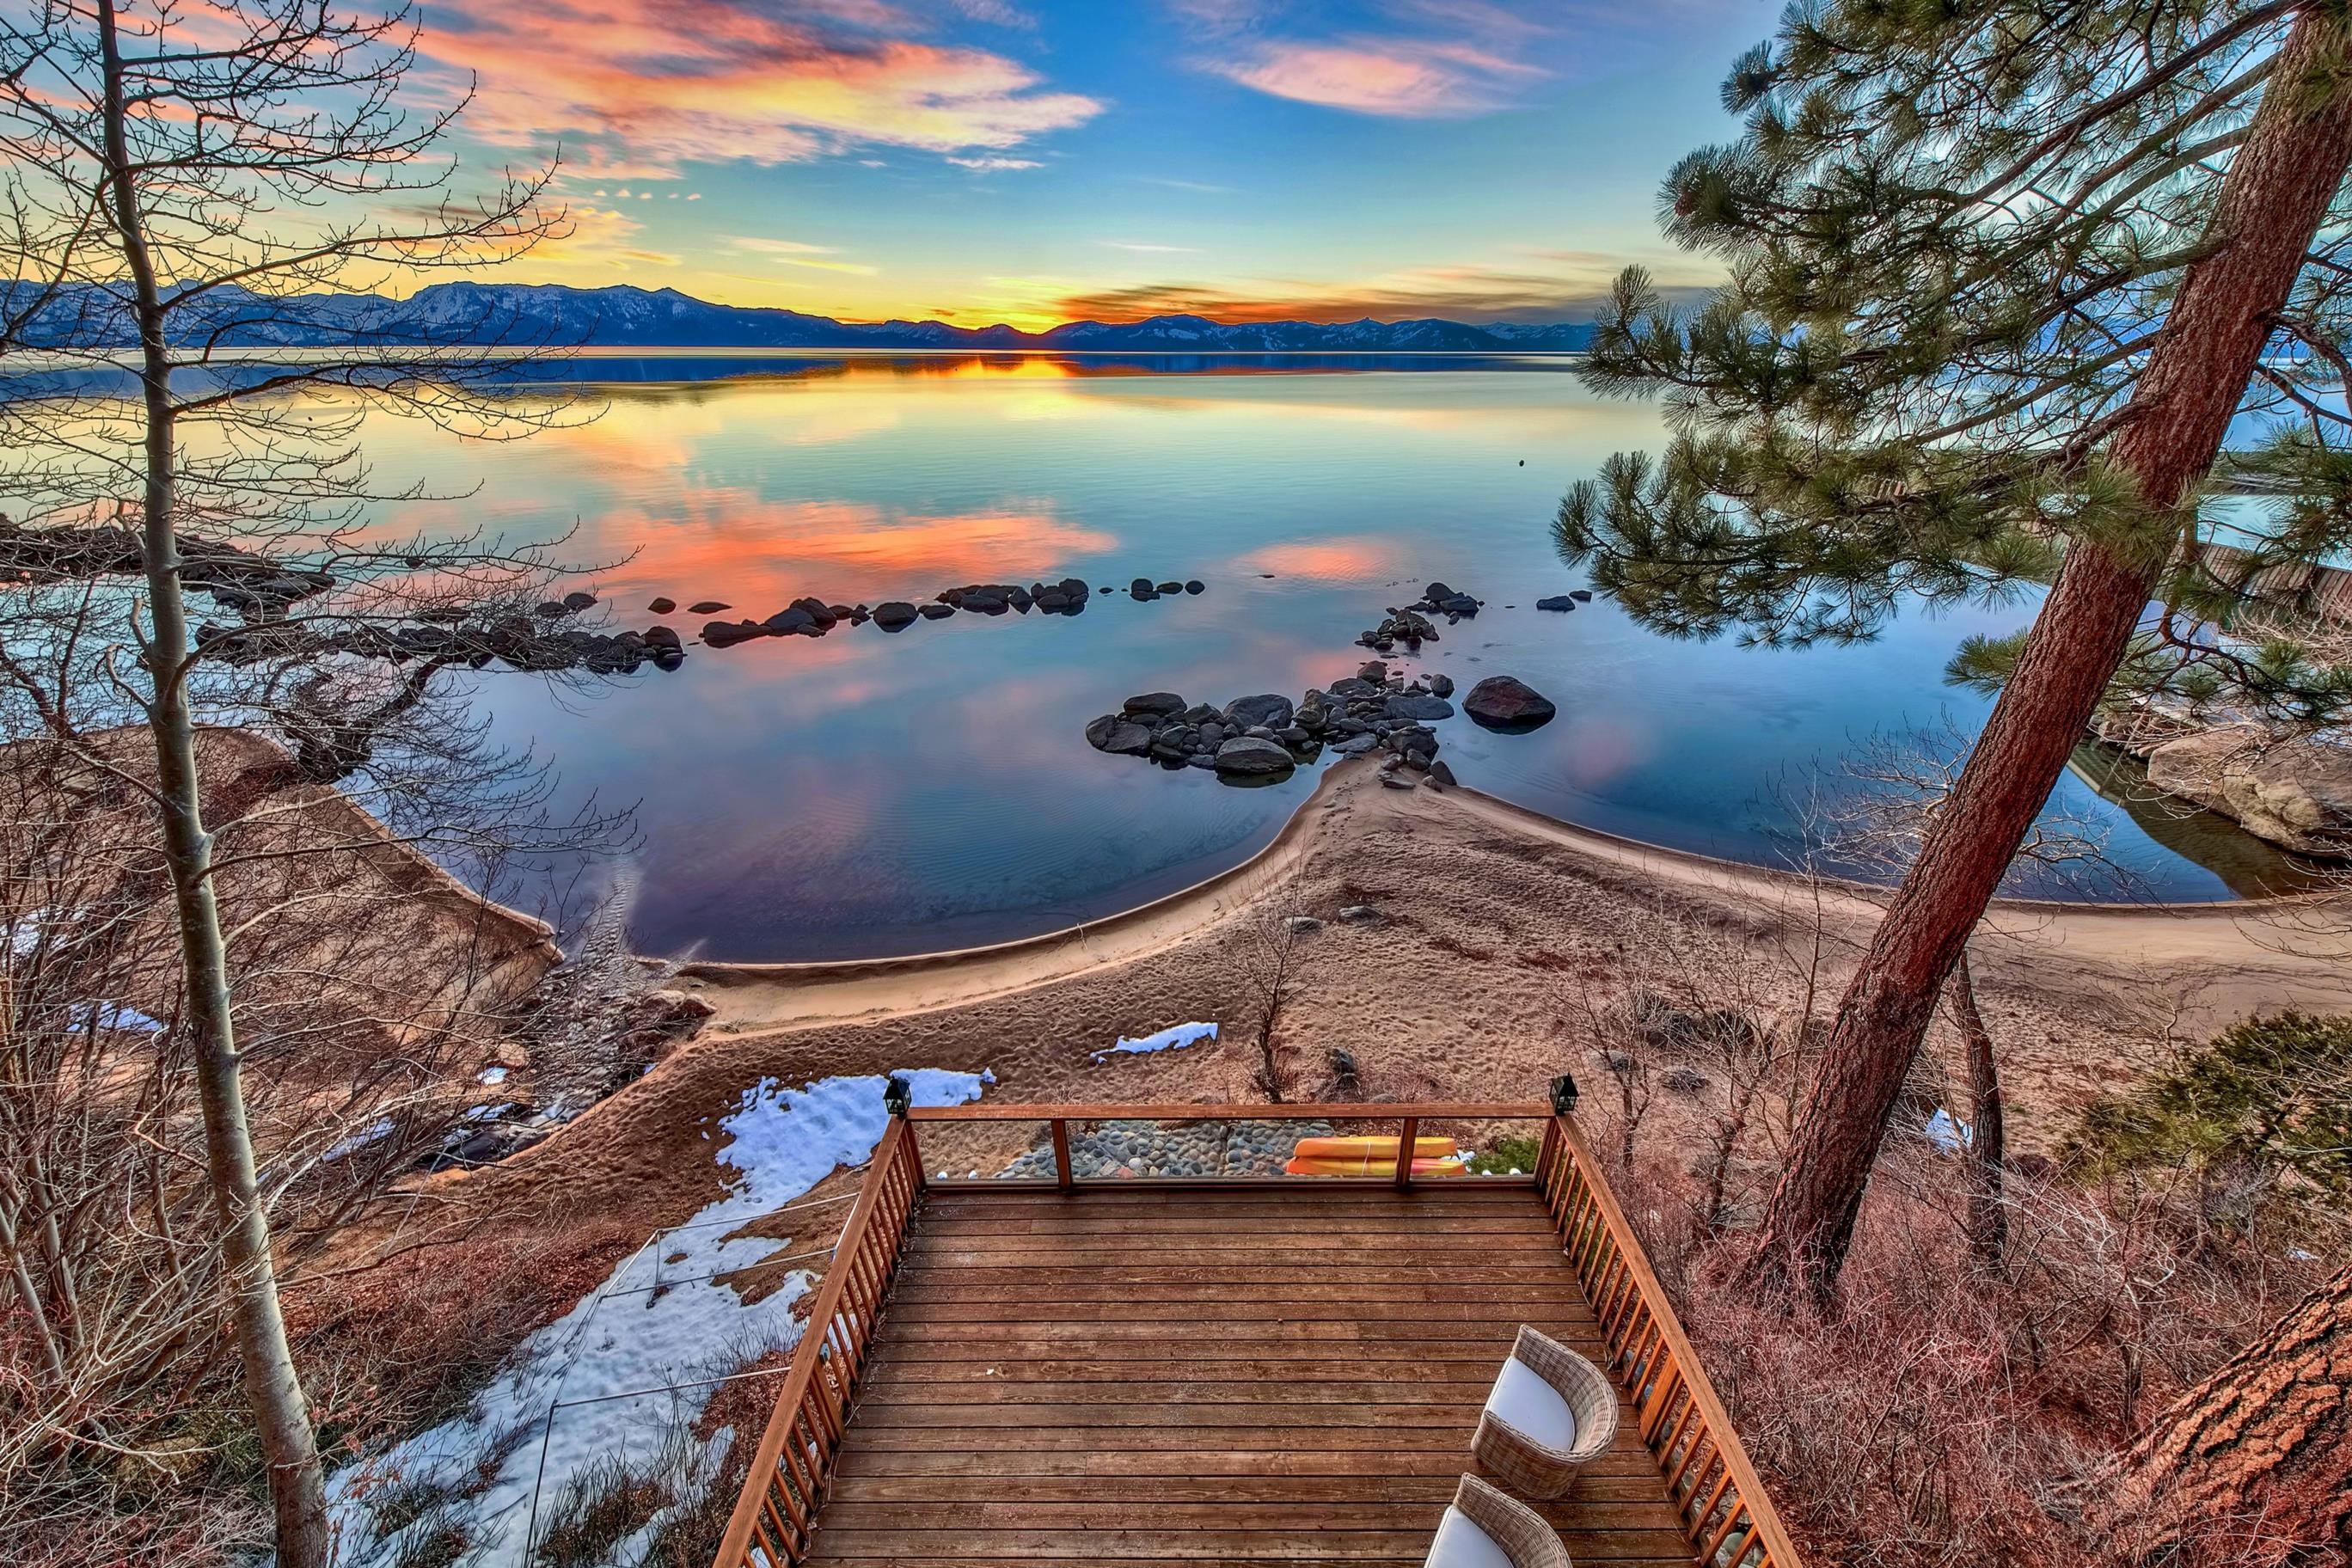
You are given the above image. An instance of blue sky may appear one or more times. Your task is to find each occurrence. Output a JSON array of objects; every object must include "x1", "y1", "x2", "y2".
[{"x1": 410, "y1": 0, "x2": 1767, "y2": 327}]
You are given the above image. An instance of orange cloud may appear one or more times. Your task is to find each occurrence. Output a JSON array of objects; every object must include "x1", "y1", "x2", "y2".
[
  {"x1": 1216, "y1": 39, "x2": 1540, "y2": 116},
  {"x1": 423, "y1": 2, "x2": 1102, "y2": 176}
]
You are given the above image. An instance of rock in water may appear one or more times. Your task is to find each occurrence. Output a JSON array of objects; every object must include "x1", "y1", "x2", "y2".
[
  {"x1": 647, "y1": 596, "x2": 677, "y2": 615},
  {"x1": 1213, "y1": 737, "x2": 1296, "y2": 777},
  {"x1": 1123, "y1": 691, "x2": 1188, "y2": 719},
  {"x1": 1535, "y1": 596, "x2": 1577, "y2": 611},
  {"x1": 687, "y1": 600, "x2": 730, "y2": 615},
  {"x1": 2142, "y1": 726, "x2": 2352, "y2": 854},
  {"x1": 1463, "y1": 676, "x2": 1557, "y2": 731},
  {"x1": 870, "y1": 601, "x2": 920, "y2": 630},
  {"x1": 1428, "y1": 759, "x2": 1459, "y2": 787},
  {"x1": 1185, "y1": 579, "x2": 1205, "y2": 595},
  {"x1": 1086, "y1": 715, "x2": 1155, "y2": 756},
  {"x1": 1223, "y1": 693, "x2": 1295, "y2": 731},
  {"x1": 1571, "y1": 590, "x2": 1593, "y2": 602},
  {"x1": 1384, "y1": 692, "x2": 1453, "y2": 721},
  {"x1": 701, "y1": 620, "x2": 766, "y2": 648},
  {"x1": 917, "y1": 601, "x2": 955, "y2": 619},
  {"x1": 1427, "y1": 673, "x2": 1455, "y2": 697}
]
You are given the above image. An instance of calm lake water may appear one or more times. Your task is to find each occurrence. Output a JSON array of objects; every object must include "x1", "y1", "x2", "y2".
[{"x1": 347, "y1": 354, "x2": 2307, "y2": 960}]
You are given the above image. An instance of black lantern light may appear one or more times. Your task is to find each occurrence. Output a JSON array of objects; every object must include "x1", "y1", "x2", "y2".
[
  {"x1": 1549, "y1": 1073, "x2": 1579, "y2": 1114},
  {"x1": 883, "y1": 1074, "x2": 912, "y2": 1118}
]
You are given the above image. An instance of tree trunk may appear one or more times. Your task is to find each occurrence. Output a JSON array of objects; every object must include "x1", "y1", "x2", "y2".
[
  {"x1": 1945, "y1": 946, "x2": 2006, "y2": 1270},
  {"x1": 1742, "y1": 5, "x2": 2352, "y2": 1306},
  {"x1": 2092, "y1": 1264, "x2": 2352, "y2": 1566},
  {"x1": 98, "y1": 5, "x2": 332, "y2": 1564}
]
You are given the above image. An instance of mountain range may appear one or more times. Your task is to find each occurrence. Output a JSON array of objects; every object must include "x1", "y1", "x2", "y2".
[{"x1": 3, "y1": 280, "x2": 1596, "y2": 354}]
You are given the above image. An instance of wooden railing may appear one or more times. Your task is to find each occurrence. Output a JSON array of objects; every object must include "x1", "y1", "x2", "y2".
[
  {"x1": 1535, "y1": 1113, "x2": 1805, "y2": 1568},
  {"x1": 909, "y1": 1100, "x2": 1553, "y2": 1189},
  {"x1": 710, "y1": 1099, "x2": 1803, "y2": 1568},
  {"x1": 709, "y1": 1115, "x2": 924, "y2": 1568}
]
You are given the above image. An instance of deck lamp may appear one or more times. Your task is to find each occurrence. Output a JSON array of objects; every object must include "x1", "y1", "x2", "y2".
[
  {"x1": 1550, "y1": 1074, "x2": 1578, "y2": 1114},
  {"x1": 883, "y1": 1074, "x2": 912, "y2": 1118}
]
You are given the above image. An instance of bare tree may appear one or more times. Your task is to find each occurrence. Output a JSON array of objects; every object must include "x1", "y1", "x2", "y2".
[
  {"x1": 0, "y1": 4, "x2": 628, "y2": 1561},
  {"x1": 1234, "y1": 909, "x2": 1302, "y2": 1102}
]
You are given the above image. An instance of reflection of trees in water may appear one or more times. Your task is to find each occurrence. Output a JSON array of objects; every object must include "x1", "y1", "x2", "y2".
[{"x1": 2064, "y1": 741, "x2": 2332, "y2": 900}]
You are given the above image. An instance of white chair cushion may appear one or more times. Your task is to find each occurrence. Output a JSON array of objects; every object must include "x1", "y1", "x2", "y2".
[
  {"x1": 1484, "y1": 1354, "x2": 1577, "y2": 1449},
  {"x1": 1424, "y1": 1504, "x2": 1517, "y2": 1568}
]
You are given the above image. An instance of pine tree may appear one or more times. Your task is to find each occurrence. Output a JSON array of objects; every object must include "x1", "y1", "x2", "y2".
[{"x1": 1559, "y1": 0, "x2": 2352, "y2": 1302}]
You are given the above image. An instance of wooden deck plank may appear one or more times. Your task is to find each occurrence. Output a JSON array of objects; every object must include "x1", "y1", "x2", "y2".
[{"x1": 799, "y1": 1184, "x2": 1695, "y2": 1568}]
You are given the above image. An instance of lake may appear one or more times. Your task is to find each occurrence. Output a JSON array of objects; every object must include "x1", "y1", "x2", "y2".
[{"x1": 346, "y1": 353, "x2": 2309, "y2": 961}]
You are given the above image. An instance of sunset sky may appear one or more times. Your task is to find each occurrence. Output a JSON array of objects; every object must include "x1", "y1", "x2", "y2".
[{"x1": 409, "y1": 0, "x2": 1760, "y2": 329}]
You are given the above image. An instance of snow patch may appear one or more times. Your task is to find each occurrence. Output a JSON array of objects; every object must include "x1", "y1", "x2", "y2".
[
  {"x1": 328, "y1": 1067, "x2": 988, "y2": 1568},
  {"x1": 1091, "y1": 1020, "x2": 1217, "y2": 1065}
]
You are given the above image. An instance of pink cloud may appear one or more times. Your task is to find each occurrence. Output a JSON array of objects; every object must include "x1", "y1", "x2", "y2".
[
  {"x1": 1216, "y1": 37, "x2": 1541, "y2": 115},
  {"x1": 422, "y1": 1, "x2": 1102, "y2": 175}
]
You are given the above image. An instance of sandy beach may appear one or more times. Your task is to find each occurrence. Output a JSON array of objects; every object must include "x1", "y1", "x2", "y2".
[{"x1": 449, "y1": 758, "x2": 2352, "y2": 1234}]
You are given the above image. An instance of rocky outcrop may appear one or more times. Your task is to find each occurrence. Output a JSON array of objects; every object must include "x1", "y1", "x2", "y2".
[
  {"x1": 2094, "y1": 706, "x2": 2352, "y2": 857},
  {"x1": 2140, "y1": 726, "x2": 2352, "y2": 856}
]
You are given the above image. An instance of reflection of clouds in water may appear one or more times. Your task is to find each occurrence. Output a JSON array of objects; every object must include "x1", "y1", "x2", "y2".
[
  {"x1": 585, "y1": 487, "x2": 1118, "y2": 605},
  {"x1": 1231, "y1": 536, "x2": 1405, "y2": 585},
  {"x1": 1552, "y1": 717, "x2": 1656, "y2": 790}
]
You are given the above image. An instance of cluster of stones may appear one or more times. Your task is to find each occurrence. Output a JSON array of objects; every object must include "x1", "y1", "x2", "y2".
[
  {"x1": 692, "y1": 574, "x2": 1205, "y2": 649},
  {"x1": 1357, "y1": 579, "x2": 1482, "y2": 652},
  {"x1": 995, "y1": 1118, "x2": 1334, "y2": 1179},
  {"x1": 1535, "y1": 590, "x2": 1594, "y2": 612},
  {"x1": 198, "y1": 587, "x2": 688, "y2": 677},
  {"x1": 1085, "y1": 660, "x2": 1490, "y2": 786}
]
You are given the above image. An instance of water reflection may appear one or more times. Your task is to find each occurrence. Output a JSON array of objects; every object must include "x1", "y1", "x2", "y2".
[{"x1": 38, "y1": 355, "x2": 2318, "y2": 959}]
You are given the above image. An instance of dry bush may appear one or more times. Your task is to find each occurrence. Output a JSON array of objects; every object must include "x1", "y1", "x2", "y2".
[{"x1": 1577, "y1": 1020, "x2": 2335, "y2": 1568}]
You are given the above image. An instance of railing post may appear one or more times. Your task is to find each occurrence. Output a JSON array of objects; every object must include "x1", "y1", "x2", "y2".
[
  {"x1": 1050, "y1": 1118, "x2": 1073, "y2": 1192},
  {"x1": 1393, "y1": 1116, "x2": 1418, "y2": 1191}
]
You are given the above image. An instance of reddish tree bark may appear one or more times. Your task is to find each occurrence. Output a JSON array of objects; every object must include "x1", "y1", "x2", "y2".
[
  {"x1": 1744, "y1": 5, "x2": 2352, "y2": 1305},
  {"x1": 1945, "y1": 946, "x2": 2007, "y2": 1270},
  {"x1": 2092, "y1": 1265, "x2": 2352, "y2": 1566}
]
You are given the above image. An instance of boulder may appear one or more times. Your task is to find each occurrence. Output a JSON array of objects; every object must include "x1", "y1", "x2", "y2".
[
  {"x1": 1384, "y1": 692, "x2": 1454, "y2": 721},
  {"x1": 1536, "y1": 596, "x2": 1577, "y2": 611},
  {"x1": 763, "y1": 607, "x2": 818, "y2": 635},
  {"x1": 701, "y1": 620, "x2": 767, "y2": 648},
  {"x1": 1357, "y1": 661, "x2": 1387, "y2": 683},
  {"x1": 1571, "y1": 590, "x2": 1592, "y2": 602},
  {"x1": 790, "y1": 596, "x2": 837, "y2": 627},
  {"x1": 871, "y1": 601, "x2": 920, "y2": 630},
  {"x1": 1123, "y1": 691, "x2": 1188, "y2": 719},
  {"x1": 1156, "y1": 580, "x2": 1185, "y2": 595},
  {"x1": 1223, "y1": 693, "x2": 1295, "y2": 731},
  {"x1": 1085, "y1": 715, "x2": 1155, "y2": 756},
  {"x1": 1185, "y1": 579, "x2": 1205, "y2": 595},
  {"x1": 1332, "y1": 733, "x2": 1381, "y2": 756},
  {"x1": 2142, "y1": 726, "x2": 2352, "y2": 855},
  {"x1": 1130, "y1": 577, "x2": 1158, "y2": 599},
  {"x1": 562, "y1": 590, "x2": 597, "y2": 612},
  {"x1": 1422, "y1": 581, "x2": 1456, "y2": 605},
  {"x1": 918, "y1": 601, "x2": 956, "y2": 619},
  {"x1": 647, "y1": 597, "x2": 677, "y2": 615},
  {"x1": 687, "y1": 600, "x2": 730, "y2": 615},
  {"x1": 966, "y1": 591, "x2": 1009, "y2": 615},
  {"x1": 1213, "y1": 737, "x2": 1296, "y2": 777},
  {"x1": 1427, "y1": 673, "x2": 1455, "y2": 697},
  {"x1": 1428, "y1": 759, "x2": 1458, "y2": 788},
  {"x1": 1439, "y1": 595, "x2": 1479, "y2": 618},
  {"x1": 642, "y1": 624, "x2": 682, "y2": 651},
  {"x1": 1463, "y1": 676, "x2": 1557, "y2": 730}
]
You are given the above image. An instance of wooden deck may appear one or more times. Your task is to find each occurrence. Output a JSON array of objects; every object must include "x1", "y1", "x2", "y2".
[{"x1": 800, "y1": 1180, "x2": 1696, "y2": 1567}]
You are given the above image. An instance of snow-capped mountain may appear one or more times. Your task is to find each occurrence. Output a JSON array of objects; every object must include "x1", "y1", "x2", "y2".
[{"x1": 3, "y1": 281, "x2": 1595, "y2": 353}]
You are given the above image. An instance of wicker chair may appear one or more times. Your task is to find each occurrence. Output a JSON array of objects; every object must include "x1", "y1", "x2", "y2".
[
  {"x1": 1422, "y1": 1473, "x2": 1572, "y2": 1568},
  {"x1": 1469, "y1": 1323, "x2": 1620, "y2": 1499}
]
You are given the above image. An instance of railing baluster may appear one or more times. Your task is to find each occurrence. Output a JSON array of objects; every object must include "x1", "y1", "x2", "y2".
[{"x1": 1051, "y1": 1118, "x2": 1074, "y2": 1191}]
